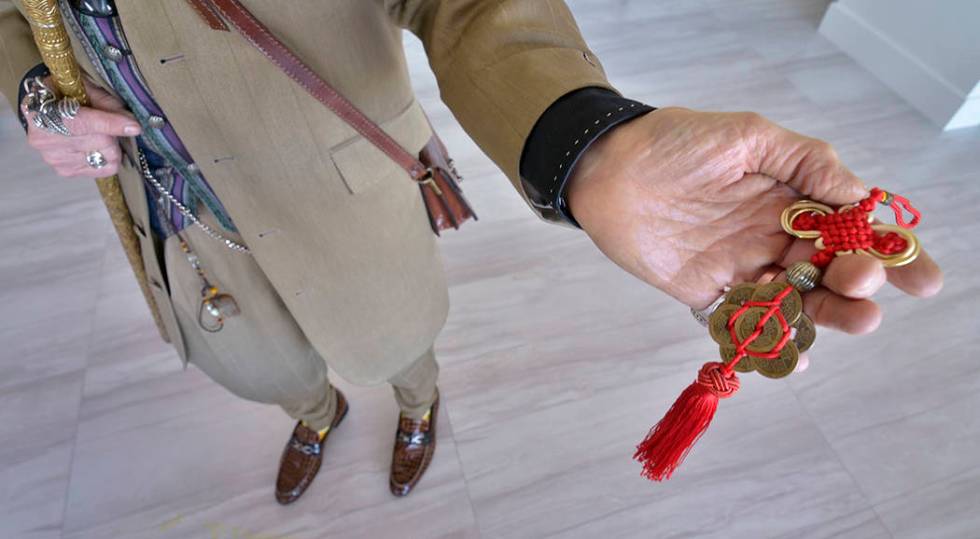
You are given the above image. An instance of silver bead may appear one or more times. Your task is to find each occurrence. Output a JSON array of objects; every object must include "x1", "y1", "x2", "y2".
[
  {"x1": 147, "y1": 115, "x2": 166, "y2": 129},
  {"x1": 186, "y1": 163, "x2": 200, "y2": 174},
  {"x1": 786, "y1": 261, "x2": 822, "y2": 292},
  {"x1": 103, "y1": 45, "x2": 123, "y2": 62}
]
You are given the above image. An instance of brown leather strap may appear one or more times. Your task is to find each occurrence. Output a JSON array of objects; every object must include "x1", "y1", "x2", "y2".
[
  {"x1": 186, "y1": 0, "x2": 229, "y2": 31},
  {"x1": 192, "y1": 0, "x2": 429, "y2": 181}
]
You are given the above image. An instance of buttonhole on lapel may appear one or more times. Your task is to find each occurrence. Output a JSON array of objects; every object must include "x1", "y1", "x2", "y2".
[
  {"x1": 159, "y1": 54, "x2": 186, "y2": 65},
  {"x1": 213, "y1": 156, "x2": 235, "y2": 164},
  {"x1": 294, "y1": 289, "x2": 305, "y2": 297},
  {"x1": 582, "y1": 51, "x2": 596, "y2": 67},
  {"x1": 257, "y1": 228, "x2": 280, "y2": 239}
]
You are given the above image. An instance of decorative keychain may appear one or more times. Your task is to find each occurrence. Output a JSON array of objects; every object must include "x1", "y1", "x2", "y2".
[
  {"x1": 634, "y1": 187, "x2": 922, "y2": 481},
  {"x1": 179, "y1": 239, "x2": 241, "y2": 333},
  {"x1": 138, "y1": 149, "x2": 241, "y2": 333}
]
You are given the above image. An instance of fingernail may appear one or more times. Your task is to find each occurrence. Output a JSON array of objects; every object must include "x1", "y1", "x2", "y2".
[{"x1": 124, "y1": 125, "x2": 141, "y2": 135}]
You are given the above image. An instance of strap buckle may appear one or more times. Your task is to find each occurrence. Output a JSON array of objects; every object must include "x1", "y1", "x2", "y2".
[{"x1": 417, "y1": 168, "x2": 443, "y2": 197}]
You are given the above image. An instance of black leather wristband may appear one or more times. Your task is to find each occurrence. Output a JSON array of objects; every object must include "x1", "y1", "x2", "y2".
[
  {"x1": 16, "y1": 63, "x2": 51, "y2": 132},
  {"x1": 519, "y1": 87, "x2": 654, "y2": 227}
]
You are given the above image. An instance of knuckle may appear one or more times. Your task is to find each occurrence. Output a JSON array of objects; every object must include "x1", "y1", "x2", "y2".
[
  {"x1": 103, "y1": 145, "x2": 121, "y2": 159},
  {"x1": 73, "y1": 112, "x2": 101, "y2": 135},
  {"x1": 813, "y1": 140, "x2": 838, "y2": 160},
  {"x1": 80, "y1": 120, "x2": 104, "y2": 136},
  {"x1": 92, "y1": 135, "x2": 115, "y2": 149},
  {"x1": 739, "y1": 111, "x2": 768, "y2": 130}
]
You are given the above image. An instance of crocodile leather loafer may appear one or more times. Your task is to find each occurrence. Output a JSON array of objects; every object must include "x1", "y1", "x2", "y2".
[
  {"x1": 275, "y1": 390, "x2": 348, "y2": 505},
  {"x1": 389, "y1": 391, "x2": 438, "y2": 497}
]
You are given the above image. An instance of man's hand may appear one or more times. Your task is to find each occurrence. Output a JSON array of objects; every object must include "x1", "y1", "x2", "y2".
[
  {"x1": 566, "y1": 107, "x2": 942, "y2": 342},
  {"x1": 23, "y1": 78, "x2": 141, "y2": 178}
]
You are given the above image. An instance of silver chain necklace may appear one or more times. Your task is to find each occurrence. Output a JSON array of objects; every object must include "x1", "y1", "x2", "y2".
[{"x1": 136, "y1": 151, "x2": 251, "y2": 254}]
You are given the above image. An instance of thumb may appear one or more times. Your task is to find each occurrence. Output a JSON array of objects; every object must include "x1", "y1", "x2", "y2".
[
  {"x1": 748, "y1": 115, "x2": 868, "y2": 205},
  {"x1": 68, "y1": 107, "x2": 141, "y2": 137}
]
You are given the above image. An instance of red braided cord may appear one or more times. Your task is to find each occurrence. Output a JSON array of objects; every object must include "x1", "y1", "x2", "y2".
[
  {"x1": 888, "y1": 192, "x2": 921, "y2": 228},
  {"x1": 721, "y1": 285, "x2": 793, "y2": 376},
  {"x1": 791, "y1": 188, "x2": 920, "y2": 268}
]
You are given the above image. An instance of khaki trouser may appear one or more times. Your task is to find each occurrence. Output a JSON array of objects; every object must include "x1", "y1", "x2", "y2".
[{"x1": 161, "y1": 219, "x2": 439, "y2": 431}]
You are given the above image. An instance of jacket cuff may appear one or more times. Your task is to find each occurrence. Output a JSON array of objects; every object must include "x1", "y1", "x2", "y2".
[
  {"x1": 519, "y1": 87, "x2": 653, "y2": 227},
  {"x1": 16, "y1": 63, "x2": 51, "y2": 132}
]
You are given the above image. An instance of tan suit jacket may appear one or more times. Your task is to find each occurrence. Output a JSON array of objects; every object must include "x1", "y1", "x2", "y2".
[{"x1": 0, "y1": 0, "x2": 613, "y2": 384}]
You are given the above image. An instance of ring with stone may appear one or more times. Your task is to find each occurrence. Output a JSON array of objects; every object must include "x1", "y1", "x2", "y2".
[{"x1": 86, "y1": 150, "x2": 108, "y2": 169}]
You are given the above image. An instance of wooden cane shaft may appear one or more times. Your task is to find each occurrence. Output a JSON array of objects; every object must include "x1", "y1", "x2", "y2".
[{"x1": 22, "y1": 0, "x2": 171, "y2": 342}]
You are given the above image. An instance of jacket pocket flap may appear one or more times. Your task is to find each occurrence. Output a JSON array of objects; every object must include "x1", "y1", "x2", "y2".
[{"x1": 330, "y1": 100, "x2": 432, "y2": 194}]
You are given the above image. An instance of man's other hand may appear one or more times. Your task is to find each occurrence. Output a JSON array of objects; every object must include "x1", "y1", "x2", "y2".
[{"x1": 23, "y1": 78, "x2": 140, "y2": 178}]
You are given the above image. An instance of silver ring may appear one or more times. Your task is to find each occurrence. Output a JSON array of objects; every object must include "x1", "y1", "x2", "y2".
[
  {"x1": 691, "y1": 287, "x2": 729, "y2": 327},
  {"x1": 34, "y1": 104, "x2": 71, "y2": 136},
  {"x1": 57, "y1": 97, "x2": 80, "y2": 120},
  {"x1": 23, "y1": 77, "x2": 73, "y2": 136},
  {"x1": 86, "y1": 150, "x2": 108, "y2": 169}
]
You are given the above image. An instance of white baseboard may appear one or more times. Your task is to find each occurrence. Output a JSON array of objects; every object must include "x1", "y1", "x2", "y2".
[{"x1": 819, "y1": 2, "x2": 979, "y2": 131}]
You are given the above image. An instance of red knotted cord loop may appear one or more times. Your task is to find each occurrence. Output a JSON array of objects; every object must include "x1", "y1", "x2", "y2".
[{"x1": 889, "y1": 193, "x2": 921, "y2": 228}]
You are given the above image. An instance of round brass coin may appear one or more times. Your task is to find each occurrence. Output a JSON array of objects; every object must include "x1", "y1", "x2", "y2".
[
  {"x1": 750, "y1": 282, "x2": 803, "y2": 325},
  {"x1": 735, "y1": 307, "x2": 782, "y2": 352},
  {"x1": 755, "y1": 341, "x2": 799, "y2": 379},
  {"x1": 724, "y1": 283, "x2": 757, "y2": 307},
  {"x1": 709, "y1": 304, "x2": 740, "y2": 345},
  {"x1": 792, "y1": 313, "x2": 816, "y2": 353},
  {"x1": 719, "y1": 345, "x2": 755, "y2": 373}
]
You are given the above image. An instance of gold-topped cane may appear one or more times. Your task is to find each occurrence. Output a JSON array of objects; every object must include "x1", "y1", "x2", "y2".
[{"x1": 22, "y1": 0, "x2": 169, "y2": 341}]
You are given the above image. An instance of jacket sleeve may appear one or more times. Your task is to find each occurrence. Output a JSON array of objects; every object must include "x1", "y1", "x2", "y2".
[
  {"x1": 385, "y1": 0, "x2": 615, "y2": 219},
  {"x1": 0, "y1": 0, "x2": 41, "y2": 108}
]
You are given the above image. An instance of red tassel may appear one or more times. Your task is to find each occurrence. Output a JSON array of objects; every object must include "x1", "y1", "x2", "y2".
[{"x1": 634, "y1": 362, "x2": 739, "y2": 481}]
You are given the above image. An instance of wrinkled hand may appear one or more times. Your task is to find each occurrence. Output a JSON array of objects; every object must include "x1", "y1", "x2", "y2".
[
  {"x1": 23, "y1": 77, "x2": 140, "y2": 178},
  {"x1": 567, "y1": 107, "x2": 942, "y2": 347}
]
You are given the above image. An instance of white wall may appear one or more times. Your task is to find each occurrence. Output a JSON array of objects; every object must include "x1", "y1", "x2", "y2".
[{"x1": 820, "y1": 0, "x2": 980, "y2": 130}]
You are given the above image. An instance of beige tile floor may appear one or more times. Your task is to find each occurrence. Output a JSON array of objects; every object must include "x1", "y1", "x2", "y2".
[{"x1": 2, "y1": 1, "x2": 979, "y2": 538}]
